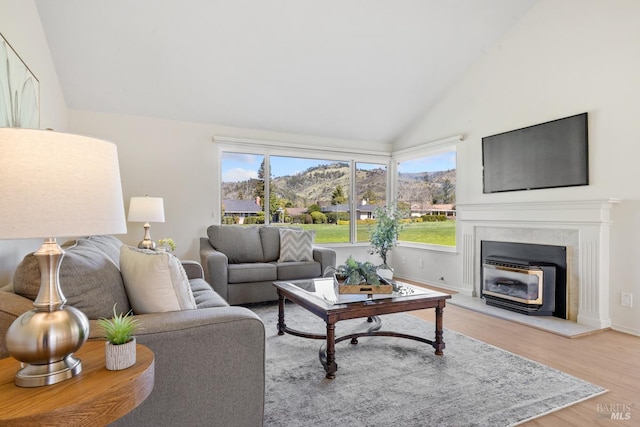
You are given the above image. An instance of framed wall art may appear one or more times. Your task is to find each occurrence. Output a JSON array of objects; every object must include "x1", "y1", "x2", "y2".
[{"x1": 1, "y1": 32, "x2": 40, "y2": 128}]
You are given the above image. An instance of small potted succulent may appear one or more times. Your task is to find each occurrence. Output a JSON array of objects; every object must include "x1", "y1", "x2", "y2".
[{"x1": 97, "y1": 304, "x2": 139, "y2": 370}]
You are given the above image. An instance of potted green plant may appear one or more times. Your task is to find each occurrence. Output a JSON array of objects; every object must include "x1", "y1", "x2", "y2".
[
  {"x1": 97, "y1": 304, "x2": 139, "y2": 370},
  {"x1": 368, "y1": 204, "x2": 406, "y2": 279},
  {"x1": 333, "y1": 256, "x2": 391, "y2": 294},
  {"x1": 157, "y1": 237, "x2": 176, "y2": 253},
  {"x1": 335, "y1": 256, "x2": 380, "y2": 286}
]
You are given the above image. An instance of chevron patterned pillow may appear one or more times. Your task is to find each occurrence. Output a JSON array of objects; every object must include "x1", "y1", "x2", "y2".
[{"x1": 278, "y1": 228, "x2": 315, "y2": 262}]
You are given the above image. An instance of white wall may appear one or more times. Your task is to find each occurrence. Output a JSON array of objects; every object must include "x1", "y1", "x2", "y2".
[
  {"x1": 68, "y1": 110, "x2": 388, "y2": 264},
  {"x1": 3, "y1": 0, "x2": 638, "y2": 335},
  {"x1": 392, "y1": 0, "x2": 640, "y2": 334},
  {"x1": 0, "y1": 0, "x2": 69, "y2": 285}
]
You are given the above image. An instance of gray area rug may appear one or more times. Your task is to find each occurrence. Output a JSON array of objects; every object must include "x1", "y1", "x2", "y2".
[{"x1": 252, "y1": 303, "x2": 606, "y2": 427}]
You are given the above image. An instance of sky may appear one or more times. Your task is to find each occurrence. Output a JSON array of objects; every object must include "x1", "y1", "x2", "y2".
[
  {"x1": 222, "y1": 151, "x2": 455, "y2": 182},
  {"x1": 397, "y1": 151, "x2": 456, "y2": 174}
]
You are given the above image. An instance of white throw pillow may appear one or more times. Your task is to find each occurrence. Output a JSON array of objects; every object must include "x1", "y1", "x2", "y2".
[
  {"x1": 278, "y1": 228, "x2": 315, "y2": 262},
  {"x1": 120, "y1": 245, "x2": 197, "y2": 314}
]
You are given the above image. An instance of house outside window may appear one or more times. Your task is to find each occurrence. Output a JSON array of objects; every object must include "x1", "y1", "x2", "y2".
[{"x1": 221, "y1": 152, "x2": 266, "y2": 224}]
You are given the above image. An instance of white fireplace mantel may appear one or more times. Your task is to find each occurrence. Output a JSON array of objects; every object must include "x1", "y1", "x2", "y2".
[{"x1": 457, "y1": 199, "x2": 621, "y2": 329}]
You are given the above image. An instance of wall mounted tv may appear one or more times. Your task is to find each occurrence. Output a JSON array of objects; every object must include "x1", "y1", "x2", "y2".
[{"x1": 482, "y1": 113, "x2": 589, "y2": 193}]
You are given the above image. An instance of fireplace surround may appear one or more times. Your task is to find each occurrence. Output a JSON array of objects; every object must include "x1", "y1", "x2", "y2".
[{"x1": 457, "y1": 199, "x2": 620, "y2": 329}]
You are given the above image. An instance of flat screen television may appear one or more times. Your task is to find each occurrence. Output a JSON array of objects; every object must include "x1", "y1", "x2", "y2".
[{"x1": 482, "y1": 113, "x2": 589, "y2": 193}]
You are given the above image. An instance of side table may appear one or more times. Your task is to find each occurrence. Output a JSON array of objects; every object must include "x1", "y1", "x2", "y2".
[{"x1": 0, "y1": 340, "x2": 154, "y2": 426}]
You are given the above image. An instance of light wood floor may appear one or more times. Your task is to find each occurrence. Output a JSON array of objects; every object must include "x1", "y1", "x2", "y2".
[{"x1": 408, "y1": 284, "x2": 640, "y2": 426}]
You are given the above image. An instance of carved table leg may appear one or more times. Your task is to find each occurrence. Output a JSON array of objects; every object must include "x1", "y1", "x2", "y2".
[
  {"x1": 325, "y1": 322, "x2": 337, "y2": 379},
  {"x1": 433, "y1": 302, "x2": 446, "y2": 355},
  {"x1": 277, "y1": 292, "x2": 286, "y2": 336}
]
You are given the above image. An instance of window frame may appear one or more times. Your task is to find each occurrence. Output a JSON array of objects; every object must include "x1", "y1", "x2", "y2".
[
  {"x1": 215, "y1": 136, "x2": 391, "y2": 246},
  {"x1": 391, "y1": 136, "x2": 461, "y2": 253}
]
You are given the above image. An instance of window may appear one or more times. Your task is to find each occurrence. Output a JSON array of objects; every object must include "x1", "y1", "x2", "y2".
[
  {"x1": 396, "y1": 151, "x2": 456, "y2": 246},
  {"x1": 220, "y1": 152, "x2": 265, "y2": 224},
  {"x1": 355, "y1": 162, "x2": 387, "y2": 243},
  {"x1": 269, "y1": 156, "x2": 350, "y2": 243},
  {"x1": 220, "y1": 139, "x2": 456, "y2": 249},
  {"x1": 220, "y1": 149, "x2": 388, "y2": 244}
]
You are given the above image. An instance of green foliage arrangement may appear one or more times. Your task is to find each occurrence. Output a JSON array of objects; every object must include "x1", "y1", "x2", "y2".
[
  {"x1": 369, "y1": 204, "x2": 406, "y2": 268},
  {"x1": 335, "y1": 256, "x2": 380, "y2": 285},
  {"x1": 158, "y1": 237, "x2": 176, "y2": 251},
  {"x1": 97, "y1": 304, "x2": 138, "y2": 345}
]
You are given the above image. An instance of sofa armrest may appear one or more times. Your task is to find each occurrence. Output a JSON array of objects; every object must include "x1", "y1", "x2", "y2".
[
  {"x1": 0, "y1": 287, "x2": 33, "y2": 317},
  {"x1": 181, "y1": 260, "x2": 204, "y2": 280},
  {"x1": 105, "y1": 306, "x2": 265, "y2": 427},
  {"x1": 0, "y1": 290, "x2": 35, "y2": 358},
  {"x1": 313, "y1": 246, "x2": 336, "y2": 277},
  {"x1": 200, "y1": 237, "x2": 230, "y2": 301}
]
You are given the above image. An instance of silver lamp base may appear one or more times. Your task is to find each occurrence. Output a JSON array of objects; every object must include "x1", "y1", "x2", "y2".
[
  {"x1": 15, "y1": 355, "x2": 82, "y2": 387},
  {"x1": 137, "y1": 239, "x2": 157, "y2": 250},
  {"x1": 137, "y1": 223, "x2": 157, "y2": 249},
  {"x1": 5, "y1": 239, "x2": 89, "y2": 387}
]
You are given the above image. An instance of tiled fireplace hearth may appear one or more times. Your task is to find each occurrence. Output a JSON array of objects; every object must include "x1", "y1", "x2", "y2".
[{"x1": 457, "y1": 199, "x2": 620, "y2": 329}]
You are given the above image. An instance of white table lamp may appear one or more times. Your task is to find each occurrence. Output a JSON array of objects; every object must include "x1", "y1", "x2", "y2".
[
  {"x1": 0, "y1": 128, "x2": 127, "y2": 387},
  {"x1": 127, "y1": 196, "x2": 165, "y2": 249}
]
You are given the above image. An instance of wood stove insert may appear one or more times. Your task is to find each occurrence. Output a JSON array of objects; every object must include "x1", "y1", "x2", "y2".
[{"x1": 481, "y1": 241, "x2": 568, "y2": 319}]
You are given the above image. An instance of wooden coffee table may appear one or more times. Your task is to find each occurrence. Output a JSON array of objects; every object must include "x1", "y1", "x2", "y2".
[{"x1": 274, "y1": 278, "x2": 451, "y2": 379}]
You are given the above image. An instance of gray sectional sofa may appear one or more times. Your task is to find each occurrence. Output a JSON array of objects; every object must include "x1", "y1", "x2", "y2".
[
  {"x1": 200, "y1": 225, "x2": 336, "y2": 305},
  {"x1": 0, "y1": 235, "x2": 265, "y2": 427}
]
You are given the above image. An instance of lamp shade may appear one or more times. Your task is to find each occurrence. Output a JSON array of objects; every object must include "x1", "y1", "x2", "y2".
[
  {"x1": 0, "y1": 128, "x2": 126, "y2": 387},
  {"x1": 0, "y1": 128, "x2": 127, "y2": 239},
  {"x1": 127, "y1": 197, "x2": 165, "y2": 223}
]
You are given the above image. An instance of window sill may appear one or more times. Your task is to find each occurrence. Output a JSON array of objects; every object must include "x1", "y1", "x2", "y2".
[{"x1": 398, "y1": 242, "x2": 458, "y2": 254}]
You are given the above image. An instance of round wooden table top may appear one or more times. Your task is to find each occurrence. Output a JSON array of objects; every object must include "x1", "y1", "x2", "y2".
[{"x1": 0, "y1": 340, "x2": 154, "y2": 426}]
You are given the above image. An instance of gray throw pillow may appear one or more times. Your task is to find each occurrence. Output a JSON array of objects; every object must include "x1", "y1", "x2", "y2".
[
  {"x1": 278, "y1": 228, "x2": 315, "y2": 262},
  {"x1": 260, "y1": 226, "x2": 303, "y2": 262},
  {"x1": 12, "y1": 237, "x2": 131, "y2": 320}
]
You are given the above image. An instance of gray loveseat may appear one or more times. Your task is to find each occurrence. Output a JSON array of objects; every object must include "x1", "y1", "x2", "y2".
[
  {"x1": 0, "y1": 235, "x2": 264, "y2": 427},
  {"x1": 200, "y1": 225, "x2": 336, "y2": 305}
]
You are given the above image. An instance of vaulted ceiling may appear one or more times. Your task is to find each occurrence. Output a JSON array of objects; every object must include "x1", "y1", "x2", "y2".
[{"x1": 35, "y1": 0, "x2": 537, "y2": 143}]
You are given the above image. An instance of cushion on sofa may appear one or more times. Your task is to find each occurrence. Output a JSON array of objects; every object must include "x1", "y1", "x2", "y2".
[
  {"x1": 207, "y1": 225, "x2": 264, "y2": 263},
  {"x1": 12, "y1": 237, "x2": 131, "y2": 319},
  {"x1": 278, "y1": 228, "x2": 315, "y2": 262},
  {"x1": 120, "y1": 246, "x2": 197, "y2": 314},
  {"x1": 189, "y1": 279, "x2": 230, "y2": 308},
  {"x1": 274, "y1": 261, "x2": 321, "y2": 281},
  {"x1": 228, "y1": 263, "x2": 277, "y2": 284},
  {"x1": 259, "y1": 226, "x2": 281, "y2": 262}
]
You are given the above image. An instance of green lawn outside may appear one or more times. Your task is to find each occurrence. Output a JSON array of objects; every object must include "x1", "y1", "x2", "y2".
[{"x1": 293, "y1": 221, "x2": 456, "y2": 246}]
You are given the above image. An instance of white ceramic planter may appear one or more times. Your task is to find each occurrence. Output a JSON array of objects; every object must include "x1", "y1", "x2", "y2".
[
  {"x1": 105, "y1": 337, "x2": 136, "y2": 370},
  {"x1": 377, "y1": 267, "x2": 394, "y2": 281}
]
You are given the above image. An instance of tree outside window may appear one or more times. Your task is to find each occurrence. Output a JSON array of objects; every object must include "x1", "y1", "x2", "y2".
[{"x1": 355, "y1": 163, "x2": 387, "y2": 242}]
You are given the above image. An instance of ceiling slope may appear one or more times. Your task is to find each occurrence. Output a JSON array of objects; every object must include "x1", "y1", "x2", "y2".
[{"x1": 35, "y1": 0, "x2": 537, "y2": 143}]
